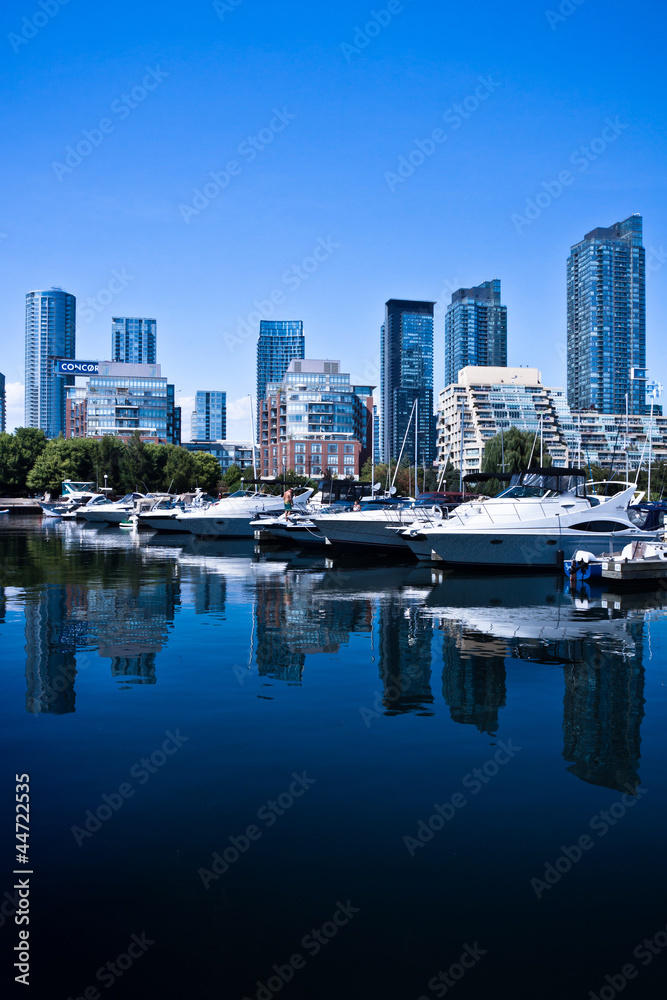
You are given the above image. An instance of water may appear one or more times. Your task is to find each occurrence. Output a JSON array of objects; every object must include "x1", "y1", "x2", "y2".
[{"x1": 2, "y1": 518, "x2": 667, "y2": 999}]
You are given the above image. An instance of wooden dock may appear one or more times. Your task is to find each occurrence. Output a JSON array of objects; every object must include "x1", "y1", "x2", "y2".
[
  {"x1": 0, "y1": 498, "x2": 42, "y2": 515},
  {"x1": 601, "y1": 559, "x2": 667, "y2": 583}
]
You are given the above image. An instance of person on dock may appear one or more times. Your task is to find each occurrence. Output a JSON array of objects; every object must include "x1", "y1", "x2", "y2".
[{"x1": 283, "y1": 486, "x2": 294, "y2": 521}]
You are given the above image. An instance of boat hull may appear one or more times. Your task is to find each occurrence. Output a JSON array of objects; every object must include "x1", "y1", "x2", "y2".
[
  {"x1": 313, "y1": 515, "x2": 412, "y2": 552},
  {"x1": 425, "y1": 529, "x2": 659, "y2": 568}
]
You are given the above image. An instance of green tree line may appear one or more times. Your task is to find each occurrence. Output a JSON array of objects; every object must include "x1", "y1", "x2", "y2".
[{"x1": 0, "y1": 429, "x2": 225, "y2": 496}]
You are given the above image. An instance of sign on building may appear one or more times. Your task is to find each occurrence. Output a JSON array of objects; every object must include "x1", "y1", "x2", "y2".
[{"x1": 55, "y1": 360, "x2": 99, "y2": 375}]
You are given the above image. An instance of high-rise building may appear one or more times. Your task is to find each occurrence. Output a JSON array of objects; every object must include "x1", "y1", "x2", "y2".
[
  {"x1": 380, "y1": 299, "x2": 434, "y2": 465},
  {"x1": 24, "y1": 287, "x2": 76, "y2": 437},
  {"x1": 0, "y1": 371, "x2": 5, "y2": 433},
  {"x1": 112, "y1": 317, "x2": 157, "y2": 364},
  {"x1": 444, "y1": 279, "x2": 507, "y2": 388},
  {"x1": 256, "y1": 320, "x2": 305, "y2": 438},
  {"x1": 567, "y1": 214, "x2": 646, "y2": 415},
  {"x1": 259, "y1": 359, "x2": 374, "y2": 478},
  {"x1": 190, "y1": 390, "x2": 226, "y2": 442},
  {"x1": 69, "y1": 362, "x2": 179, "y2": 443}
]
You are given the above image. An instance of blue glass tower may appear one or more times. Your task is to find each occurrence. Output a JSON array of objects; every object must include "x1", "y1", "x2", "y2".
[
  {"x1": 256, "y1": 320, "x2": 305, "y2": 439},
  {"x1": 191, "y1": 390, "x2": 226, "y2": 441},
  {"x1": 567, "y1": 214, "x2": 646, "y2": 415},
  {"x1": 380, "y1": 299, "x2": 434, "y2": 464},
  {"x1": 444, "y1": 279, "x2": 507, "y2": 388},
  {"x1": 112, "y1": 317, "x2": 157, "y2": 365},
  {"x1": 25, "y1": 287, "x2": 76, "y2": 437}
]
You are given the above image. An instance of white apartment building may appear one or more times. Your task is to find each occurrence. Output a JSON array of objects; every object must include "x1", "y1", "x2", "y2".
[{"x1": 437, "y1": 366, "x2": 667, "y2": 475}]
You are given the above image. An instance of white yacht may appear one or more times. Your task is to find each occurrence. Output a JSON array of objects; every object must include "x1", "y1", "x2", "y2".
[
  {"x1": 39, "y1": 480, "x2": 102, "y2": 517},
  {"x1": 399, "y1": 468, "x2": 658, "y2": 568},
  {"x1": 170, "y1": 487, "x2": 314, "y2": 537},
  {"x1": 311, "y1": 494, "x2": 464, "y2": 553},
  {"x1": 77, "y1": 493, "x2": 148, "y2": 525}
]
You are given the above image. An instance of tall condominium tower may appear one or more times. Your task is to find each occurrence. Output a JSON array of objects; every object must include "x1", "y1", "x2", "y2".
[
  {"x1": 567, "y1": 214, "x2": 646, "y2": 414},
  {"x1": 256, "y1": 320, "x2": 305, "y2": 438},
  {"x1": 112, "y1": 317, "x2": 157, "y2": 364},
  {"x1": 444, "y1": 279, "x2": 507, "y2": 388},
  {"x1": 191, "y1": 390, "x2": 226, "y2": 441},
  {"x1": 380, "y1": 299, "x2": 435, "y2": 465},
  {"x1": 0, "y1": 371, "x2": 5, "y2": 432},
  {"x1": 25, "y1": 287, "x2": 76, "y2": 437}
]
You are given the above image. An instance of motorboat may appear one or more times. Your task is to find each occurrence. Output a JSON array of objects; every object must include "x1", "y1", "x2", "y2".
[
  {"x1": 399, "y1": 468, "x2": 660, "y2": 569},
  {"x1": 169, "y1": 486, "x2": 315, "y2": 538},
  {"x1": 135, "y1": 490, "x2": 215, "y2": 532},
  {"x1": 249, "y1": 511, "x2": 328, "y2": 548},
  {"x1": 77, "y1": 493, "x2": 149, "y2": 525},
  {"x1": 39, "y1": 480, "x2": 102, "y2": 517},
  {"x1": 311, "y1": 494, "x2": 465, "y2": 553}
]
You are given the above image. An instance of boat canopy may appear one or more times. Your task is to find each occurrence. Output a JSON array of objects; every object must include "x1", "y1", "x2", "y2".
[
  {"x1": 507, "y1": 467, "x2": 587, "y2": 497},
  {"x1": 61, "y1": 480, "x2": 96, "y2": 495}
]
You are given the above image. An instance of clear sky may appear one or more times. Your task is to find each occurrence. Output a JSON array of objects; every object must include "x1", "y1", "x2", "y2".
[{"x1": 2, "y1": 0, "x2": 666, "y2": 438}]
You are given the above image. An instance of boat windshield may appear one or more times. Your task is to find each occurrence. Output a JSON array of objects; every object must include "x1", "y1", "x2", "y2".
[
  {"x1": 495, "y1": 485, "x2": 550, "y2": 499},
  {"x1": 504, "y1": 471, "x2": 587, "y2": 497}
]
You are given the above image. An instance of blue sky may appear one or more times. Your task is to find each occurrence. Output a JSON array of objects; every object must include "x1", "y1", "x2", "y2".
[{"x1": 1, "y1": 0, "x2": 666, "y2": 438}]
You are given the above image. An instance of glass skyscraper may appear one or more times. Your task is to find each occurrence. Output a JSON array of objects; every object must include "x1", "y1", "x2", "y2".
[
  {"x1": 112, "y1": 317, "x2": 157, "y2": 365},
  {"x1": 444, "y1": 279, "x2": 507, "y2": 388},
  {"x1": 380, "y1": 299, "x2": 435, "y2": 465},
  {"x1": 81, "y1": 362, "x2": 177, "y2": 442},
  {"x1": 256, "y1": 320, "x2": 305, "y2": 439},
  {"x1": 191, "y1": 390, "x2": 226, "y2": 441},
  {"x1": 25, "y1": 287, "x2": 76, "y2": 437},
  {"x1": 567, "y1": 214, "x2": 646, "y2": 415}
]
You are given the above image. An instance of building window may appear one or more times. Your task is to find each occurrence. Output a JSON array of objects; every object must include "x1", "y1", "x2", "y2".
[
  {"x1": 344, "y1": 443, "x2": 354, "y2": 453},
  {"x1": 327, "y1": 443, "x2": 338, "y2": 453}
]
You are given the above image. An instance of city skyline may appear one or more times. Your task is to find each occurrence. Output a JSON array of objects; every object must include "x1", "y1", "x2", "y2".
[{"x1": 1, "y1": 1, "x2": 665, "y2": 441}]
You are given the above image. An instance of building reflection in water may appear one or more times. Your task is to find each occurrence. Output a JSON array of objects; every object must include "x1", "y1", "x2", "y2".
[
  {"x1": 252, "y1": 570, "x2": 373, "y2": 683},
  {"x1": 377, "y1": 601, "x2": 434, "y2": 715},
  {"x1": 24, "y1": 585, "x2": 81, "y2": 714},
  {"x1": 440, "y1": 629, "x2": 507, "y2": 735},
  {"x1": 23, "y1": 556, "x2": 180, "y2": 711},
  {"x1": 426, "y1": 575, "x2": 651, "y2": 792}
]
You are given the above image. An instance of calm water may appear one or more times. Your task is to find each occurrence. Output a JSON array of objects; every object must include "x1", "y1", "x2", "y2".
[{"x1": 2, "y1": 518, "x2": 667, "y2": 999}]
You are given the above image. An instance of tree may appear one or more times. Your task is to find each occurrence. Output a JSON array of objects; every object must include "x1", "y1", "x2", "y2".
[
  {"x1": 119, "y1": 432, "x2": 152, "y2": 493},
  {"x1": 0, "y1": 427, "x2": 48, "y2": 496},
  {"x1": 163, "y1": 445, "x2": 196, "y2": 493},
  {"x1": 192, "y1": 452, "x2": 222, "y2": 494},
  {"x1": 222, "y1": 463, "x2": 243, "y2": 491},
  {"x1": 483, "y1": 428, "x2": 551, "y2": 475},
  {"x1": 26, "y1": 437, "x2": 100, "y2": 494}
]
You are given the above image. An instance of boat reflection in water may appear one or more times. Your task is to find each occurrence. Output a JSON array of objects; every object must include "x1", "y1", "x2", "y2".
[{"x1": 423, "y1": 572, "x2": 656, "y2": 792}]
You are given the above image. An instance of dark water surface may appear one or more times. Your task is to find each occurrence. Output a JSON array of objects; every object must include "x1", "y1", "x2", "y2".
[{"x1": 2, "y1": 518, "x2": 667, "y2": 999}]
